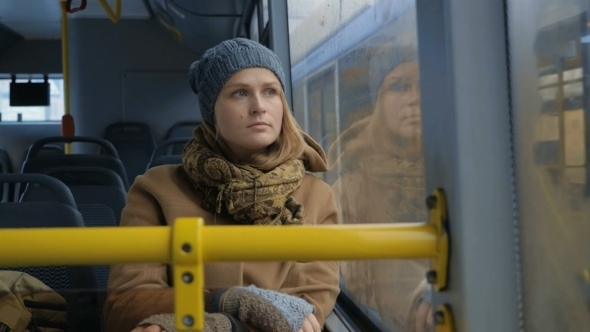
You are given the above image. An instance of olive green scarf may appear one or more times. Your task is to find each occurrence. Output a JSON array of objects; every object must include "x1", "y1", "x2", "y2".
[{"x1": 181, "y1": 134, "x2": 307, "y2": 225}]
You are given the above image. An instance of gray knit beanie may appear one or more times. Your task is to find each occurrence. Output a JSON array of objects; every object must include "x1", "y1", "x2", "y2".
[
  {"x1": 368, "y1": 8, "x2": 418, "y2": 103},
  {"x1": 189, "y1": 38, "x2": 286, "y2": 125}
]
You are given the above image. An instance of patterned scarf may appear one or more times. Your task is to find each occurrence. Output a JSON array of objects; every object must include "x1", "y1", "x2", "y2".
[
  {"x1": 181, "y1": 136, "x2": 307, "y2": 225},
  {"x1": 329, "y1": 115, "x2": 426, "y2": 224},
  {"x1": 358, "y1": 154, "x2": 426, "y2": 223}
]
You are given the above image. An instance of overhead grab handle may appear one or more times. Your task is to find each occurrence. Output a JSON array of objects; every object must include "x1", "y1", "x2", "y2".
[
  {"x1": 65, "y1": 0, "x2": 87, "y2": 13},
  {"x1": 98, "y1": 0, "x2": 122, "y2": 23},
  {"x1": 61, "y1": 1, "x2": 73, "y2": 154}
]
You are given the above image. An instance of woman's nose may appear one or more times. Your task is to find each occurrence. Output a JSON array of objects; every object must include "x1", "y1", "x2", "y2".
[
  {"x1": 250, "y1": 94, "x2": 267, "y2": 114},
  {"x1": 409, "y1": 84, "x2": 420, "y2": 104}
]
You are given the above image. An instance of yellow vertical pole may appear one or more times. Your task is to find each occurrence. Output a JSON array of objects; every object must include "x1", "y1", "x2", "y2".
[
  {"x1": 173, "y1": 218, "x2": 204, "y2": 331},
  {"x1": 98, "y1": 0, "x2": 122, "y2": 23},
  {"x1": 60, "y1": 2, "x2": 72, "y2": 154}
]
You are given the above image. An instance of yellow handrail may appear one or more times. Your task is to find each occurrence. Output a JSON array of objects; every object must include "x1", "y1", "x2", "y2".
[
  {"x1": 0, "y1": 223, "x2": 437, "y2": 267},
  {"x1": 0, "y1": 186, "x2": 450, "y2": 331},
  {"x1": 0, "y1": 220, "x2": 441, "y2": 331},
  {"x1": 60, "y1": 2, "x2": 72, "y2": 154},
  {"x1": 98, "y1": 0, "x2": 122, "y2": 23}
]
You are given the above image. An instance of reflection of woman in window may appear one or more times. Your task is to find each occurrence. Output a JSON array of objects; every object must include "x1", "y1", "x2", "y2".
[{"x1": 329, "y1": 39, "x2": 431, "y2": 331}]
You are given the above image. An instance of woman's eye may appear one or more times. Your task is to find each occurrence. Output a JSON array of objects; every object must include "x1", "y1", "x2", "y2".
[
  {"x1": 233, "y1": 90, "x2": 247, "y2": 97},
  {"x1": 265, "y1": 88, "x2": 276, "y2": 96},
  {"x1": 389, "y1": 82, "x2": 410, "y2": 92}
]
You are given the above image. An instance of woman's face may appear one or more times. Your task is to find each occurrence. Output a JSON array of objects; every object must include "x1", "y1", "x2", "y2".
[
  {"x1": 214, "y1": 67, "x2": 284, "y2": 161},
  {"x1": 377, "y1": 61, "x2": 421, "y2": 140}
]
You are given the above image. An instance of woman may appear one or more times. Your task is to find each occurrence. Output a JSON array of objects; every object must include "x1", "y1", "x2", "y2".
[
  {"x1": 104, "y1": 38, "x2": 340, "y2": 332},
  {"x1": 328, "y1": 40, "x2": 432, "y2": 332}
]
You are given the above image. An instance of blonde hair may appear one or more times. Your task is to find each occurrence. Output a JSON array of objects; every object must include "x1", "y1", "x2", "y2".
[{"x1": 215, "y1": 91, "x2": 306, "y2": 171}]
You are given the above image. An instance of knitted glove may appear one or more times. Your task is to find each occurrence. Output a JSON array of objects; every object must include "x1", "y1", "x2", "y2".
[
  {"x1": 137, "y1": 312, "x2": 249, "y2": 332},
  {"x1": 205, "y1": 285, "x2": 314, "y2": 332}
]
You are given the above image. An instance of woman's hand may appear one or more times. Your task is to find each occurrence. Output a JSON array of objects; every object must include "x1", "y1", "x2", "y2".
[
  {"x1": 130, "y1": 325, "x2": 165, "y2": 332},
  {"x1": 415, "y1": 301, "x2": 434, "y2": 332},
  {"x1": 298, "y1": 313, "x2": 321, "y2": 332},
  {"x1": 215, "y1": 285, "x2": 315, "y2": 331}
]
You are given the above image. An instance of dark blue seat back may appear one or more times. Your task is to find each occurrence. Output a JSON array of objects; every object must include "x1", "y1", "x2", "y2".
[
  {"x1": 23, "y1": 166, "x2": 126, "y2": 225},
  {"x1": 0, "y1": 173, "x2": 101, "y2": 331},
  {"x1": 22, "y1": 136, "x2": 129, "y2": 191},
  {"x1": 18, "y1": 168, "x2": 121, "y2": 318},
  {"x1": 0, "y1": 147, "x2": 13, "y2": 203},
  {"x1": 165, "y1": 121, "x2": 199, "y2": 154},
  {"x1": 147, "y1": 137, "x2": 190, "y2": 170},
  {"x1": 21, "y1": 143, "x2": 64, "y2": 164},
  {"x1": 103, "y1": 122, "x2": 155, "y2": 185}
]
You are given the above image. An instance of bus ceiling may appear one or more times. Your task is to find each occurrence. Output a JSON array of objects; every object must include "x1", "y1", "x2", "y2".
[{"x1": 0, "y1": 0, "x2": 256, "y2": 56}]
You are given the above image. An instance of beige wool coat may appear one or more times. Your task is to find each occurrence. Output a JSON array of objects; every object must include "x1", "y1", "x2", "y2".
[{"x1": 104, "y1": 158, "x2": 340, "y2": 332}]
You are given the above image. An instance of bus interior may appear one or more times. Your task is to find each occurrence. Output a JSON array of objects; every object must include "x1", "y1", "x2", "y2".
[{"x1": 0, "y1": 0, "x2": 589, "y2": 331}]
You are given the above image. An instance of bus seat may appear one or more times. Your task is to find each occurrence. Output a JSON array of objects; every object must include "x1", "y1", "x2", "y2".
[
  {"x1": 166, "y1": 120, "x2": 200, "y2": 138},
  {"x1": 76, "y1": 202, "x2": 116, "y2": 320},
  {"x1": 25, "y1": 136, "x2": 119, "y2": 161},
  {"x1": 22, "y1": 143, "x2": 64, "y2": 160},
  {"x1": 11, "y1": 173, "x2": 111, "y2": 330},
  {"x1": 22, "y1": 136, "x2": 129, "y2": 191},
  {"x1": 103, "y1": 122, "x2": 155, "y2": 186},
  {"x1": 23, "y1": 166, "x2": 126, "y2": 225},
  {"x1": 9, "y1": 173, "x2": 77, "y2": 207},
  {"x1": 20, "y1": 143, "x2": 64, "y2": 169},
  {"x1": 37, "y1": 143, "x2": 64, "y2": 155},
  {"x1": 0, "y1": 173, "x2": 101, "y2": 332},
  {"x1": 0, "y1": 147, "x2": 13, "y2": 203},
  {"x1": 165, "y1": 121, "x2": 200, "y2": 154},
  {"x1": 22, "y1": 184, "x2": 119, "y2": 326},
  {"x1": 147, "y1": 137, "x2": 190, "y2": 170}
]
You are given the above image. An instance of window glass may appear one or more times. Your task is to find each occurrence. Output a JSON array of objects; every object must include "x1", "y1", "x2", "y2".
[
  {"x1": 0, "y1": 78, "x2": 64, "y2": 122},
  {"x1": 250, "y1": 0, "x2": 269, "y2": 43},
  {"x1": 507, "y1": 0, "x2": 590, "y2": 329},
  {"x1": 288, "y1": 1, "x2": 428, "y2": 330},
  {"x1": 262, "y1": 0, "x2": 268, "y2": 26},
  {"x1": 250, "y1": 8, "x2": 259, "y2": 41}
]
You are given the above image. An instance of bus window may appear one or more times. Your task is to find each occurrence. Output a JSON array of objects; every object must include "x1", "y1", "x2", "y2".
[
  {"x1": 306, "y1": 66, "x2": 336, "y2": 154},
  {"x1": 288, "y1": 1, "x2": 428, "y2": 331},
  {"x1": 249, "y1": 0, "x2": 269, "y2": 44},
  {"x1": 0, "y1": 76, "x2": 64, "y2": 122},
  {"x1": 293, "y1": 80, "x2": 307, "y2": 132},
  {"x1": 507, "y1": 0, "x2": 590, "y2": 330}
]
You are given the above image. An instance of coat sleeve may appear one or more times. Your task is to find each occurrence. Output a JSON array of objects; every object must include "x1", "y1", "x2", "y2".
[
  {"x1": 278, "y1": 185, "x2": 340, "y2": 327},
  {"x1": 103, "y1": 174, "x2": 174, "y2": 332}
]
